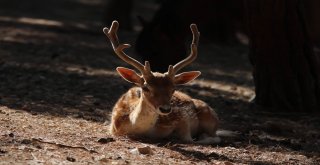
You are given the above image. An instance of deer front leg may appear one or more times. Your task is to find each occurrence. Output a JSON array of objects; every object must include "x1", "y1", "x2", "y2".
[
  {"x1": 176, "y1": 120, "x2": 194, "y2": 143},
  {"x1": 110, "y1": 114, "x2": 131, "y2": 136}
]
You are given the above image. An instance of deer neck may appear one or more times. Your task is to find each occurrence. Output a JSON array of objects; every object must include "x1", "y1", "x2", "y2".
[{"x1": 129, "y1": 91, "x2": 158, "y2": 132}]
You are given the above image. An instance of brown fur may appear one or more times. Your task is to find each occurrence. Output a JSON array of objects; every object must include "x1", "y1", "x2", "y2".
[{"x1": 110, "y1": 86, "x2": 219, "y2": 143}]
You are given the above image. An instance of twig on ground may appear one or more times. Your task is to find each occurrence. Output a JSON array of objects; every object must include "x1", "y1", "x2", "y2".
[{"x1": 32, "y1": 138, "x2": 98, "y2": 153}]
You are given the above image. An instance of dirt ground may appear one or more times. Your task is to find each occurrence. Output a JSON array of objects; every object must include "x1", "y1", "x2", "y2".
[{"x1": 0, "y1": 0, "x2": 319, "y2": 164}]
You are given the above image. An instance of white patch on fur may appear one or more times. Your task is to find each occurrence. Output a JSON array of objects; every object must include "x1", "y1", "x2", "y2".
[{"x1": 129, "y1": 97, "x2": 158, "y2": 133}]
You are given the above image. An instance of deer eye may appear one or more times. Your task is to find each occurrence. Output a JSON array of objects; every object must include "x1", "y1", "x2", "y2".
[{"x1": 142, "y1": 84, "x2": 150, "y2": 92}]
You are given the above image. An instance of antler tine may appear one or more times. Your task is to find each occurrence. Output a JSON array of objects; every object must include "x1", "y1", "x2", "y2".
[
  {"x1": 167, "y1": 65, "x2": 174, "y2": 77},
  {"x1": 143, "y1": 61, "x2": 153, "y2": 78},
  {"x1": 172, "y1": 24, "x2": 200, "y2": 74},
  {"x1": 103, "y1": 21, "x2": 146, "y2": 74}
]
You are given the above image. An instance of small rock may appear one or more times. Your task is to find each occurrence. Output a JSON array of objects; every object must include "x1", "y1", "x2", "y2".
[
  {"x1": 99, "y1": 157, "x2": 109, "y2": 163},
  {"x1": 97, "y1": 137, "x2": 115, "y2": 144},
  {"x1": 66, "y1": 156, "x2": 76, "y2": 162},
  {"x1": 224, "y1": 161, "x2": 234, "y2": 165},
  {"x1": 8, "y1": 133, "x2": 14, "y2": 137},
  {"x1": 18, "y1": 146, "x2": 26, "y2": 150},
  {"x1": 130, "y1": 148, "x2": 140, "y2": 155},
  {"x1": 34, "y1": 143, "x2": 42, "y2": 149},
  {"x1": 114, "y1": 156, "x2": 122, "y2": 160},
  {"x1": 95, "y1": 155, "x2": 110, "y2": 162},
  {"x1": 0, "y1": 149, "x2": 7, "y2": 154},
  {"x1": 130, "y1": 146, "x2": 153, "y2": 155}
]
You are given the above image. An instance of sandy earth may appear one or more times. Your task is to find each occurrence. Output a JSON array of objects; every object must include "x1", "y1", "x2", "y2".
[{"x1": 0, "y1": 0, "x2": 319, "y2": 164}]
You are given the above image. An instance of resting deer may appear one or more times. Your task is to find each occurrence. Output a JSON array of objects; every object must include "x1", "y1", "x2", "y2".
[{"x1": 103, "y1": 21, "x2": 219, "y2": 144}]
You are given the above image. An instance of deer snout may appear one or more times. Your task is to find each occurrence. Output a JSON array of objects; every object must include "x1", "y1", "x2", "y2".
[{"x1": 159, "y1": 104, "x2": 172, "y2": 114}]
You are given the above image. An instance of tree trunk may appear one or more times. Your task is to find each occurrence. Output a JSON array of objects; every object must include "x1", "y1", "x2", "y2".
[
  {"x1": 245, "y1": 0, "x2": 320, "y2": 112},
  {"x1": 304, "y1": 0, "x2": 320, "y2": 46}
]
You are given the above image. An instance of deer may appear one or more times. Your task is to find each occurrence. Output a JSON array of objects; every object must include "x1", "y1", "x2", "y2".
[{"x1": 103, "y1": 21, "x2": 220, "y2": 144}]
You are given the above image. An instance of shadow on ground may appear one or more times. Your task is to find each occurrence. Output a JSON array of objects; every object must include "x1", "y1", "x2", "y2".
[{"x1": 0, "y1": 0, "x2": 319, "y2": 164}]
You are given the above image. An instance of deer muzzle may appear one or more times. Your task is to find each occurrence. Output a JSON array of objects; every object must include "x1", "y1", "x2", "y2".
[{"x1": 158, "y1": 104, "x2": 172, "y2": 115}]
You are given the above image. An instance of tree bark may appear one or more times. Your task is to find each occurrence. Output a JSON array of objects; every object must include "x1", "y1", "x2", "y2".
[
  {"x1": 245, "y1": 0, "x2": 320, "y2": 112},
  {"x1": 304, "y1": 0, "x2": 320, "y2": 45}
]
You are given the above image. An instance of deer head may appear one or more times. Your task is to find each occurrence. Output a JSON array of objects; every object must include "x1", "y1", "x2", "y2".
[{"x1": 103, "y1": 21, "x2": 200, "y2": 115}]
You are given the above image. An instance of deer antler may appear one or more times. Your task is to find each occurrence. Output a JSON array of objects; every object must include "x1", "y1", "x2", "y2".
[
  {"x1": 103, "y1": 21, "x2": 152, "y2": 75},
  {"x1": 168, "y1": 24, "x2": 200, "y2": 76}
]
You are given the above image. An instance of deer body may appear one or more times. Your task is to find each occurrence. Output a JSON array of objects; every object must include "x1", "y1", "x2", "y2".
[
  {"x1": 104, "y1": 21, "x2": 219, "y2": 144},
  {"x1": 111, "y1": 87, "x2": 219, "y2": 143}
]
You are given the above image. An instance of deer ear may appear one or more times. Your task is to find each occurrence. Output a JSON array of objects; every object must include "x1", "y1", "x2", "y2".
[
  {"x1": 116, "y1": 67, "x2": 143, "y2": 85},
  {"x1": 174, "y1": 71, "x2": 201, "y2": 85}
]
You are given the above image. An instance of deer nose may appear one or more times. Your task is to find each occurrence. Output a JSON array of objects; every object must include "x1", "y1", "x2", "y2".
[{"x1": 159, "y1": 105, "x2": 172, "y2": 114}]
